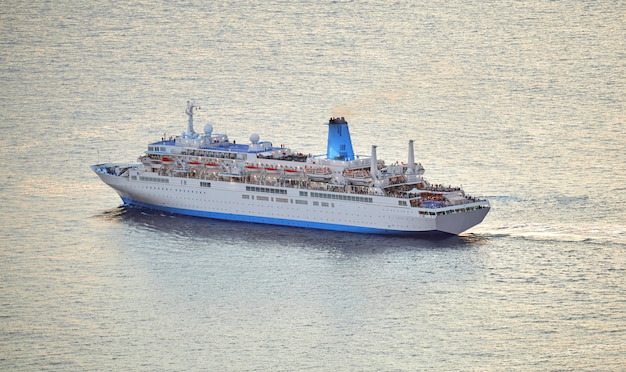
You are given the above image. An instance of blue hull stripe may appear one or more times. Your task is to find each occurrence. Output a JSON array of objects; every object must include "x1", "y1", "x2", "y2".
[{"x1": 120, "y1": 197, "x2": 441, "y2": 236}]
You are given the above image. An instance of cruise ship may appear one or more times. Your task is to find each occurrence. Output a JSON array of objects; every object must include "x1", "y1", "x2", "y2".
[{"x1": 92, "y1": 102, "x2": 490, "y2": 235}]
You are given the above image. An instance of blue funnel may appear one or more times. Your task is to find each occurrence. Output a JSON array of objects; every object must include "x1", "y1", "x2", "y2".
[{"x1": 326, "y1": 117, "x2": 355, "y2": 161}]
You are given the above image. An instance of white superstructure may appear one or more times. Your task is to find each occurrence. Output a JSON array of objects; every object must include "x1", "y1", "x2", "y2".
[{"x1": 92, "y1": 102, "x2": 489, "y2": 235}]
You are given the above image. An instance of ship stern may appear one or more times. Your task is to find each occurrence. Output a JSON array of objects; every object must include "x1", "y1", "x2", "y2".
[{"x1": 435, "y1": 205, "x2": 490, "y2": 235}]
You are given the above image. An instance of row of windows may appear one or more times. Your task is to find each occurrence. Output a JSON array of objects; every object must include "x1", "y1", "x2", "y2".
[
  {"x1": 138, "y1": 176, "x2": 169, "y2": 183},
  {"x1": 134, "y1": 177, "x2": 396, "y2": 208},
  {"x1": 182, "y1": 149, "x2": 239, "y2": 160},
  {"x1": 242, "y1": 195, "x2": 311, "y2": 206},
  {"x1": 143, "y1": 185, "x2": 206, "y2": 194},
  {"x1": 136, "y1": 178, "x2": 370, "y2": 204},
  {"x1": 245, "y1": 186, "x2": 288, "y2": 195},
  {"x1": 148, "y1": 146, "x2": 167, "y2": 152},
  {"x1": 301, "y1": 190, "x2": 372, "y2": 203},
  {"x1": 310, "y1": 192, "x2": 372, "y2": 203}
]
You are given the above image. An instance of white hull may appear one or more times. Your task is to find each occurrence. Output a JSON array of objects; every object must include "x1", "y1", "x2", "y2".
[
  {"x1": 93, "y1": 165, "x2": 489, "y2": 235},
  {"x1": 92, "y1": 104, "x2": 490, "y2": 236}
]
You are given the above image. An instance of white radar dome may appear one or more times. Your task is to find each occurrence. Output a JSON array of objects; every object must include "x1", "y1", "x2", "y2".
[
  {"x1": 203, "y1": 124, "x2": 214, "y2": 135},
  {"x1": 250, "y1": 133, "x2": 260, "y2": 143}
]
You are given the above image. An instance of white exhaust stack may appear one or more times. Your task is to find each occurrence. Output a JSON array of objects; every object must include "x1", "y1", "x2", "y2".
[
  {"x1": 406, "y1": 140, "x2": 418, "y2": 182},
  {"x1": 407, "y1": 140, "x2": 415, "y2": 174},
  {"x1": 370, "y1": 145, "x2": 378, "y2": 178}
]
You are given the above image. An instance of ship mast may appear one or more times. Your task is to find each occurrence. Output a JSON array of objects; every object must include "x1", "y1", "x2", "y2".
[{"x1": 185, "y1": 101, "x2": 199, "y2": 136}]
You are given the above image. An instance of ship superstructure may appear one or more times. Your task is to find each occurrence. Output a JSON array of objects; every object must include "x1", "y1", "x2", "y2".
[{"x1": 92, "y1": 102, "x2": 489, "y2": 235}]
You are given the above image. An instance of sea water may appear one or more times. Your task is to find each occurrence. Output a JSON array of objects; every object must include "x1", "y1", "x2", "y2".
[{"x1": 1, "y1": 0, "x2": 624, "y2": 370}]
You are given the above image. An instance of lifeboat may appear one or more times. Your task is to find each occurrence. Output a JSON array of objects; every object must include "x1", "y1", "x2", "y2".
[
  {"x1": 283, "y1": 168, "x2": 303, "y2": 179},
  {"x1": 161, "y1": 156, "x2": 174, "y2": 165},
  {"x1": 139, "y1": 155, "x2": 153, "y2": 166},
  {"x1": 149, "y1": 158, "x2": 163, "y2": 169},
  {"x1": 219, "y1": 166, "x2": 243, "y2": 179},
  {"x1": 244, "y1": 164, "x2": 263, "y2": 174},
  {"x1": 264, "y1": 166, "x2": 281, "y2": 174},
  {"x1": 343, "y1": 170, "x2": 373, "y2": 185},
  {"x1": 306, "y1": 167, "x2": 332, "y2": 182},
  {"x1": 187, "y1": 160, "x2": 202, "y2": 168}
]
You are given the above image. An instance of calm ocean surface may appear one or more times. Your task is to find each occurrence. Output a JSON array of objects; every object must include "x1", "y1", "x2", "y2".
[{"x1": 1, "y1": 0, "x2": 625, "y2": 370}]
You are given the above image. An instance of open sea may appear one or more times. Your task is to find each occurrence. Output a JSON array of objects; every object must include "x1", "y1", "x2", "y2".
[{"x1": 1, "y1": 0, "x2": 625, "y2": 370}]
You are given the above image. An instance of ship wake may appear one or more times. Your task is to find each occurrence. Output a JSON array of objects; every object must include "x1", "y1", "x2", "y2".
[{"x1": 470, "y1": 223, "x2": 626, "y2": 246}]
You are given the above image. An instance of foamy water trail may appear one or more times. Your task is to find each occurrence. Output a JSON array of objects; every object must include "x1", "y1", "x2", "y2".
[{"x1": 471, "y1": 223, "x2": 626, "y2": 245}]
